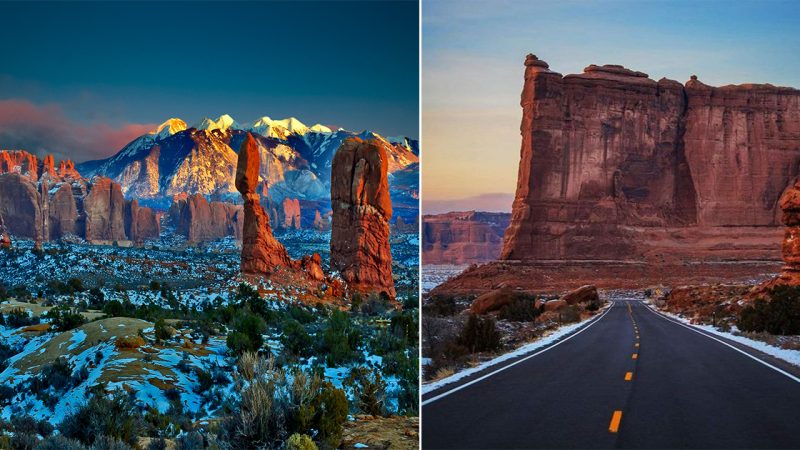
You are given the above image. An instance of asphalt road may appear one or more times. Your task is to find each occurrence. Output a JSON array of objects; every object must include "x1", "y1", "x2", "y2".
[{"x1": 421, "y1": 299, "x2": 800, "y2": 449}]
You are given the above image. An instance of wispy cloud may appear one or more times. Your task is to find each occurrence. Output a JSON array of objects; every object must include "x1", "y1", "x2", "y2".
[{"x1": 0, "y1": 99, "x2": 155, "y2": 163}]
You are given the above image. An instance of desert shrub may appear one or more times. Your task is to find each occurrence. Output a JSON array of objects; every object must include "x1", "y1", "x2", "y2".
[
  {"x1": 217, "y1": 353, "x2": 348, "y2": 450},
  {"x1": 89, "y1": 436, "x2": 133, "y2": 450},
  {"x1": 737, "y1": 286, "x2": 800, "y2": 335},
  {"x1": 422, "y1": 294, "x2": 461, "y2": 316},
  {"x1": 34, "y1": 435, "x2": 87, "y2": 450},
  {"x1": 102, "y1": 300, "x2": 125, "y2": 318},
  {"x1": 286, "y1": 433, "x2": 317, "y2": 450},
  {"x1": 45, "y1": 306, "x2": 86, "y2": 332},
  {"x1": 234, "y1": 283, "x2": 279, "y2": 326},
  {"x1": 58, "y1": 393, "x2": 145, "y2": 447},
  {"x1": 499, "y1": 294, "x2": 541, "y2": 322},
  {"x1": 0, "y1": 384, "x2": 15, "y2": 406},
  {"x1": 11, "y1": 433, "x2": 38, "y2": 450},
  {"x1": 457, "y1": 314, "x2": 501, "y2": 353},
  {"x1": 175, "y1": 431, "x2": 204, "y2": 450},
  {"x1": 280, "y1": 319, "x2": 313, "y2": 358},
  {"x1": 559, "y1": 305, "x2": 581, "y2": 323},
  {"x1": 355, "y1": 293, "x2": 392, "y2": 316},
  {"x1": 321, "y1": 310, "x2": 361, "y2": 366},
  {"x1": 6, "y1": 308, "x2": 39, "y2": 328},
  {"x1": 11, "y1": 415, "x2": 53, "y2": 438},
  {"x1": 154, "y1": 318, "x2": 173, "y2": 342},
  {"x1": 343, "y1": 367, "x2": 387, "y2": 416},
  {"x1": 30, "y1": 358, "x2": 74, "y2": 394},
  {"x1": 288, "y1": 305, "x2": 315, "y2": 324},
  {"x1": 390, "y1": 311, "x2": 417, "y2": 343},
  {"x1": 226, "y1": 310, "x2": 266, "y2": 357},
  {"x1": 381, "y1": 350, "x2": 418, "y2": 415},
  {"x1": 0, "y1": 341, "x2": 19, "y2": 371},
  {"x1": 146, "y1": 437, "x2": 167, "y2": 450}
]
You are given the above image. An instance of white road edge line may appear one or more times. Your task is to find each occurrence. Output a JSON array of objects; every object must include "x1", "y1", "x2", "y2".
[
  {"x1": 641, "y1": 302, "x2": 800, "y2": 384},
  {"x1": 422, "y1": 301, "x2": 616, "y2": 406}
]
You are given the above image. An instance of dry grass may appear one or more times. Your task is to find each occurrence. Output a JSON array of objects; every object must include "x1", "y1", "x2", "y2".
[
  {"x1": 19, "y1": 323, "x2": 51, "y2": 333},
  {"x1": 148, "y1": 377, "x2": 177, "y2": 391},
  {"x1": 432, "y1": 367, "x2": 455, "y2": 380},
  {"x1": 116, "y1": 335, "x2": 146, "y2": 350}
]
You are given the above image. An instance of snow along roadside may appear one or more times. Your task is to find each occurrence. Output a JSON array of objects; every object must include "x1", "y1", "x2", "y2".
[
  {"x1": 642, "y1": 301, "x2": 800, "y2": 368},
  {"x1": 421, "y1": 302, "x2": 613, "y2": 396}
]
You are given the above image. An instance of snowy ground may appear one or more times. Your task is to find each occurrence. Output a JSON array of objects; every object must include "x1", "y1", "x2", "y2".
[{"x1": 421, "y1": 264, "x2": 468, "y2": 294}]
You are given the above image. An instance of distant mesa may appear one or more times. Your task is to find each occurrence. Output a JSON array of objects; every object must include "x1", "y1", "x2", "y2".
[{"x1": 422, "y1": 211, "x2": 510, "y2": 264}]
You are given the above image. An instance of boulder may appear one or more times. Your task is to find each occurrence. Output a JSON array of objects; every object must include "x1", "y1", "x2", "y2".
[
  {"x1": 330, "y1": 137, "x2": 396, "y2": 299},
  {"x1": 470, "y1": 286, "x2": 514, "y2": 315},
  {"x1": 560, "y1": 285, "x2": 600, "y2": 305},
  {"x1": 543, "y1": 299, "x2": 568, "y2": 312}
]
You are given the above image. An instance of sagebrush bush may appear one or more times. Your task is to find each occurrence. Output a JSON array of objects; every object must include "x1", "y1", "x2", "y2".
[
  {"x1": 34, "y1": 435, "x2": 87, "y2": 450},
  {"x1": 217, "y1": 352, "x2": 348, "y2": 450},
  {"x1": 738, "y1": 285, "x2": 800, "y2": 335},
  {"x1": 58, "y1": 393, "x2": 145, "y2": 447},
  {"x1": 344, "y1": 367, "x2": 387, "y2": 416},
  {"x1": 321, "y1": 310, "x2": 360, "y2": 366},
  {"x1": 457, "y1": 314, "x2": 501, "y2": 353},
  {"x1": 226, "y1": 309, "x2": 267, "y2": 357},
  {"x1": 499, "y1": 294, "x2": 541, "y2": 322},
  {"x1": 44, "y1": 307, "x2": 86, "y2": 332},
  {"x1": 286, "y1": 433, "x2": 318, "y2": 450},
  {"x1": 280, "y1": 319, "x2": 313, "y2": 358}
]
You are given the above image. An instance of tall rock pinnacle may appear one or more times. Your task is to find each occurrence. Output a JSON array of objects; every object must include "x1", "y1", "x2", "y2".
[{"x1": 330, "y1": 137, "x2": 395, "y2": 299}]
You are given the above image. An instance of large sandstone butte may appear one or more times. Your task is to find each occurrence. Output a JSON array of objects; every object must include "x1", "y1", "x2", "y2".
[
  {"x1": 501, "y1": 54, "x2": 800, "y2": 262},
  {"x1": 423, "y1": 211, "x2": 510, "y2": 264},
  {"x1": 330, "y1": 137, "x2": 396, "y2": 299},
  {"x1": 0, "y1": 150, "x2": 160, "y2": 243}
]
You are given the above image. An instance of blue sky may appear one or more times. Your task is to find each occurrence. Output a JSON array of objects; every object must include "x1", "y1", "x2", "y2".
[
  {"x1": 422, "y1": 0, "x2": 800, "y2": 211},
  {"x1": 0, "y1": 1, "x2": 419, "y2": 162}
]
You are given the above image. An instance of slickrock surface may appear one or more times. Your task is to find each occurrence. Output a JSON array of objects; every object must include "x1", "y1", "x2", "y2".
[{"x1": 330, "y1": 137, "x2": 396, "y2": 299}]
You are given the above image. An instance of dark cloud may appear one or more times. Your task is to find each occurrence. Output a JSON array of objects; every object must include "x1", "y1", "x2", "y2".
[{"x1": 0, "y1": 99, "x2": 155, "y2": 163}]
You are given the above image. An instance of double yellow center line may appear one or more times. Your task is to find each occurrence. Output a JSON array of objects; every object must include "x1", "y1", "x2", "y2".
[{"x1": 610, "y1": 301, "x2": 640, "y2": 434}]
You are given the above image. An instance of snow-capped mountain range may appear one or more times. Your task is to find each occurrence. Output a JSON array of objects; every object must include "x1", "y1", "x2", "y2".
[{"x1": 77, "y1": 115, "x2": 419, "y2": 209}]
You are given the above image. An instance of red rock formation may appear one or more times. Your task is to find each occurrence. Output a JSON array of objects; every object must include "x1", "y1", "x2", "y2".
[
  {"x1": 560, "y1": 285, "x2": 599, "y2": 305},
  {"x1": 313, "y1": 209, "x2": 327, "y2": 231},
  {"x1": 0, "y1": 215, "x2": 12, "y2": 249},
  {"x1": 423, "y1": 212, "x2": 510, "y2": 264},
  {"x1": 751, "y1": 180, "x2": 800, "y2": 294},
  {"x1": 58, "y1": 160, "x2": 80, "y2": 179},
  {"x1": 83, "y1": 177, "x2": 126, "y2": 242},
  {"x1": 281, "y1": 198, "x2": 301, "y2": 229},
  {"x1": 168, "y1": 193, "x2": 243, "y2": 242},
  {"x1": 42, "y1": 155, "x2": 57, "y2": 178},
  {"x1": 0, "y1": 150, "x2": 39, "y2": 180},
  {"x1": 330, "y1": 137, "x2": 395, "y2": 299},
  {"x1": 470, "y1": 286, "x2": 514, "y2": 315},
  {"x1": 0, "y1": 173, "x2": 43, "y2": 239},
  {"x1": 48, "y1": 183, "x2": 78, "y2": 240},
  {"x1": 501, "y1": 54, "x2": 800, "y2": 262},
  {"x1": 125, "y1": 199, "x2": 161, "y2": 243},
  {"x1": 237, "y1": 133, "x2": 295, "y2": 274}
]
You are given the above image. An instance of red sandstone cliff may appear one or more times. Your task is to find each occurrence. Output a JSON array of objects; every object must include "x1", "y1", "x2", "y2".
[
  {"x1": 0, "y1": 150, "x2": 160, "y2": 243},
  {"x1": 502, "y1": 54, "x2": 800, "y2": 262},
  {"x1": 423, "y1": 211, "x2": 510, "y2": 264},
  {"x1": 168, "y1": 193, "x2": 243, "y2": 242}
]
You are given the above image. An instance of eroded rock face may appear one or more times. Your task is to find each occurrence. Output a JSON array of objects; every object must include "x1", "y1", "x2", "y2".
[
  {"x1": 237, "y1": 133, "x2": 295, "y2": 274},
  {"x1": 168, "y1": 193, "x2": 242, "y2": 242},
  {"x1": 125, "y1": 199, "x2": 161, "y2": 242},
  {"x1": 0, "y1": 150, "x2": 40, "y2": 180},
  {"x1": 751, "y1": 180, "x2": 800, "y2": 293},
  {"x1": 560, "y1": 285, "x2": 599, "y2": 305},
  {"x1": 48, "y1": 183, "x2": 78, "y2": 240},
  {"x1": 330, "y1": 137, "x2": 395, "y2": 299},
  {"x1": 281, "y1": 198, "x2": 301, "y2": 229},
  {"x1": 0, "y1": 173, "x2": 42, "y2": 239},
  {"x1": 502, "y1": 54, "x2": 800, "y2": 262},
  {"x1": 423, "y1": 211, "x2": 510, "y2": 264},
  {"x1": 83, "y1": 177, "x2": 127, "y2": 242}
]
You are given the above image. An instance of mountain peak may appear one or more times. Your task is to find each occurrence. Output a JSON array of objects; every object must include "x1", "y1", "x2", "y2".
[
  {"x1": 152, "y1": 118, "x2": 187, "y2": 140},
  {"x1": 195, "y1": 114, "x2": 239, "y2": 132}
]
